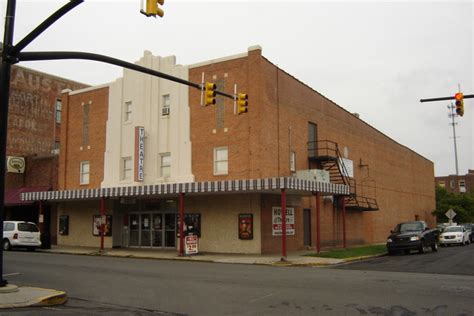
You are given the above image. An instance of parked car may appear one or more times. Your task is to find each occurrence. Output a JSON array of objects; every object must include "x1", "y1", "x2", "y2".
[
  {"x1": 461, "y1": 223, "x2": 474, "y2": 243},
  {"x1": 3, "y1": 221, "x2": 41, "y2": 251},
  {"x1": 386, "y1": 221, "x2": 439, "y2": 255},
  {"x1": 439, "y1": 225, "x2": 470, "y2": 246}
]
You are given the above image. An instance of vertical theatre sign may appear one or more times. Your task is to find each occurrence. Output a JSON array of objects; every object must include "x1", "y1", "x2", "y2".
[
  {"x1": 134, "y1": 126, "x2": 145, "y2": 182},
  {"x1": 272, "y1": 207, "x2": 295, "y2": 236}
]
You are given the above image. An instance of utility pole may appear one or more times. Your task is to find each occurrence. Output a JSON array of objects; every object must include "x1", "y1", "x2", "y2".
[{"x1": 448, "y1": 103, "x2": 460, "y2": 176}]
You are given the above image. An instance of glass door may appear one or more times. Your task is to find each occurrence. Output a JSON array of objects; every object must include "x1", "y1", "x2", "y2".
[
  {"x1": 164, "y1": 213, "x2": 176, "y2": 248},
  {"x1": 152, "y1": 214, "x2": 163, "y2": 247},
  {"x1": 140, "y1": 214, "x2": 151, "y2": 247},
  {"x1": 129, "y1": 214, "x2": 139, "y2": 247}
]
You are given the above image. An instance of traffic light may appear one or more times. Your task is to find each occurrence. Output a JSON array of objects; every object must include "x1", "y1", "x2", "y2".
[
  {"x1": 204, "y1": 82, "x2": 216, "y2": 106},
  {"x1": 455, "y1": 92, "x2": 464, "y2": 117},
  {"x1": 237, "y1": 93, "x2": 248, "y2": 114},
  {"x1": 141, "y1": 0, "x2": 164, "y2": 18}
]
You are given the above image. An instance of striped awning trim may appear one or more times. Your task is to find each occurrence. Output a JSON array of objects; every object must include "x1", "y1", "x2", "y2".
[{"x1": 21, "y1": 177, "x2": 350, "y2": 202}]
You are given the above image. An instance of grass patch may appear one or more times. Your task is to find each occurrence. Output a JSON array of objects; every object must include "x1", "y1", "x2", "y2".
[{"x1": 305, "y1": 244, "x2": 387, "y2": 259}]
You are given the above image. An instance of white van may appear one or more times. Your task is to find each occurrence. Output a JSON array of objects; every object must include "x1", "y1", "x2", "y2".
[{"x1": 3, "y1": 221, "x2": 42, "y2": 251}]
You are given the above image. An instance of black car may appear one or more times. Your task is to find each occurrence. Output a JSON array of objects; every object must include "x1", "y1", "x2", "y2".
[
  {"x1": 461, "y1": 223, "x2": 474, "y2": 242},
  {"x1": 386, "y1": 221, "x2": 439, "y2": 255}
]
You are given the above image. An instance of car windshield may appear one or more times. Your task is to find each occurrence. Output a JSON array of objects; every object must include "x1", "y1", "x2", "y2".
[
  {"x1": 18, "y1": 223, "x2": 39, "y2": 232},
  {"x1": 394, "y1": 223, "x2": 423, "y2": 232},
  {"x1": 444, "y1": 226, "x2": 462, "y2": 233}
]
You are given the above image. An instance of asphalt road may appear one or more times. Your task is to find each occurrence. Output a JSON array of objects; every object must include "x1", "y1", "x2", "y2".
[
  {"x1": 2, "y1": 250, "x2": 474, "y2": 315},
  {"x1": 335, "y1": 242, "x2": 474, "y2": 276}
]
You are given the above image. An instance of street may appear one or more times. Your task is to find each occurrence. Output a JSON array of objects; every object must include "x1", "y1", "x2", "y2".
[{"x1": 2, "y1": 249, "x2": 474, "y2": 315}]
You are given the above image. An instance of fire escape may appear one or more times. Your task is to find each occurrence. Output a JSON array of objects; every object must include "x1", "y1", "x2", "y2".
[{"x1": 308, "y1": 140, "x2": 379, "y2": 211}]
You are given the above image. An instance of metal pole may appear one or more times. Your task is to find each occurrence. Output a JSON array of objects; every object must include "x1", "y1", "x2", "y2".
[
  {"x1": 449, "y1": 103, "x2": 459, "y2": 176},
  {"x1": 100, "y1": 197, "x2": 105, "y2": 252},
  {"x1": 179, "y1": 193, "x2": 185, "y2": 256},
  {"x1": 315, "y1": 193, "x2": 321, "y2": 254},
  {"x1": 0, "y1": 0, "x2": 17, "y2": 287},
  {"x1": 281, "y1": 188, "x2": 287, "y2": 260}
]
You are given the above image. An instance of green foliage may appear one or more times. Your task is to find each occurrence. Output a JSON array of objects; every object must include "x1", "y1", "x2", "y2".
[
  {"x1": 305, "y1": 244, "x2": 387, "y2": 259},
  {"x1": 433, "y1": 186, "x2": 474, "y2": 223}
]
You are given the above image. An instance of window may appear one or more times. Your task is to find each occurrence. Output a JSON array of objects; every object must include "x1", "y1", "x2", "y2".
[
  {"x1": 214, "y1": 147, "x2": 228, "y2": 175},
  {"x1": 121, "y1": 157, "x2": 132, "y2": 181},
  {"x1": 450, "y1": 180, "x2": 455, "y2": 188},
  {"x1": 55, "y1": 99, "x2": 62, "y2": 124},
  {"x1": 438, "y1": 181, "x2": 445, "y2": 188},
  {"x1": 3, "y1": 222, "x2": 14, "y2": 231},
  {"x1": 459, "y1": 180, "x2": 466, "y2": 193},
  {"x1": 80, "y1": 161, "x2": 90, "y2": 185},
  {"x1": 160, "y1": 153, "x2": 171, "y2": 177},
  {"x1": 124, "y1": 101, "x2": 132, "y2": 123},
  {"x1": 162, "y1": 94, "x2": 170, "y2": 116},
  {"x1": 82, "y1": 103, "x2": 90, "y2": 145},
  {"x1": 290, "y1": 151, "x2": 296, "y2": 172}
]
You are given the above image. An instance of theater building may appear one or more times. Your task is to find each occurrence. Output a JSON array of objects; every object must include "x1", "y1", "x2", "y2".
[{"x1": 23, "y1": 47, "x2": 436, "y2": 254}]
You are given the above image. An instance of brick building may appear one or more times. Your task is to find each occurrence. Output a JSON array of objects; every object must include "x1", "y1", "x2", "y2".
[
  {"x1": 23, "y1": 47, "x2": 436, "y2": 254},
  {"x1": 5, "y1": 65, "x2": 87, "y2": 246},
  {"x1": 435, "y1": 170, "x2": 474, "y2": 194}
]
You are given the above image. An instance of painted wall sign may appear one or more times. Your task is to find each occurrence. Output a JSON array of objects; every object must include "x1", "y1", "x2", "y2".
[
  {"x1": 134, "y1": 126, "x2": 145, "y2": 182},
  {"x1": 272, "y1": 207, "x2": 295, "y2": 236}
]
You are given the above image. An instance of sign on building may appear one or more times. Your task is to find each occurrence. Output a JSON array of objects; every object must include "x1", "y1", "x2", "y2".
[
  {"x1": 272, "y1": 207, "x2": 295, "y2": 236},
  {"x1": 134, "y1": 126, "x2": 145, "y2": 182},
  {"x1": 339, "y1": 158, "x2": 354, "y2": 178},
  {"x1": 6, "y1": 156, "x2": 25, "y2": 173},
  {"x1": 185, "y1": 235, "x2": 199, "y2": 255}
]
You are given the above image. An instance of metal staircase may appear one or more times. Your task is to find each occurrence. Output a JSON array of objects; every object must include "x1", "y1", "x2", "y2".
[{"x1": 308, "y1": 140, "x2": 379, "y2": 211}]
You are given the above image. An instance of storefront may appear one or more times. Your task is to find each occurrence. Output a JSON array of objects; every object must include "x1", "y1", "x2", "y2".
[{"x1": 22, "y1": 177, "x2": 349, "y2": 255}]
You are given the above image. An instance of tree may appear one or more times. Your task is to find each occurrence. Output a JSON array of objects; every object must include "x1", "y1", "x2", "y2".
[{"x1": 432, "y1": 186, "x2": 474, "y2": 223}]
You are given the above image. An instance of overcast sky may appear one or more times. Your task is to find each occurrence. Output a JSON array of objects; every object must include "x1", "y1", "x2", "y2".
[{"x1": 2, "y1": 0, "x2": 473, "y2": 176}]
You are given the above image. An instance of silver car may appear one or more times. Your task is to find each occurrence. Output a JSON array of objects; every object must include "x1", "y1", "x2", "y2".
[
  {"x1": 439, "y1": 225, "x2": 470, "y2": 246},
  {"x1": 3, "y1": 221, "x2": 42, "y2": 251}
]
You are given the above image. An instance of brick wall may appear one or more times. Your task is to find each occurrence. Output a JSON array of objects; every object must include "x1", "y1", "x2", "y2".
[
  {"x1": 189, "y1": 47, "x2": 436, "y2": 247},
  {"x1": 59, "y1": 87, "x2": 109, "y2": 190}
]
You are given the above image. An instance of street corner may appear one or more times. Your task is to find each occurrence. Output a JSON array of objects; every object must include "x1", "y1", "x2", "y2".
[{"x1": 0, "y1": 287, "x2": 67, "y2": 309}]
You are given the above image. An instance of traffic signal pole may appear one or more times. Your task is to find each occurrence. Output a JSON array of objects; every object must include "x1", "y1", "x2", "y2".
[{"x1": 448, "y1": 103, "x2": 460, "y2": 176}]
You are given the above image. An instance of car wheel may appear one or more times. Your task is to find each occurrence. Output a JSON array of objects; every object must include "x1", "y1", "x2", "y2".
[
  {"x1": 404, "y1": 249, "x2": 410, "y2": 255},
  {"x1": 2, "y1": 239, "x2": 11, "y2": 251},
  {"x1": 431, "y1": 242, "x2": 438, "y2": 252},
  {"x1": 419, "y1": 240, "x2": 427, "y2": 254}
]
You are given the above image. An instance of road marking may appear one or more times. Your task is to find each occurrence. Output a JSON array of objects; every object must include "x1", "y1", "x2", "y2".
[
  {"x1": 3, "y1": 272, "x2": 21, "y2": 277},
  {"x1": 249, "y1": 293, "x2": 275, "y2": 303}
]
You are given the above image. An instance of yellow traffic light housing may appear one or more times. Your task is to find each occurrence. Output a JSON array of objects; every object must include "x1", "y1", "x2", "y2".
[
  {"x1": 455, "y1": 92, "x2": 464, "y2": 117},
  {"x1": 237, "y1": 93, "x2": 248, "y2": 114},
  {"x1": 141, "y1": 0, "x2": 164, "y2": 18},
  {"x1": 204, "y1": 82, "x2": 217, "y2": 106}
]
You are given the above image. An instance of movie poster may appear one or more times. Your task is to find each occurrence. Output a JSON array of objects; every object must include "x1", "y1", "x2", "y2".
[
  {"x1": 92, "y1": 215, "x2": 112, "y2": 236},
  {"x1": 176, "y1": 213, "x2": 201, "y2": 237},
  {"x1": 238, "y1": 214, "x2": 253, "y2": 240},
  {"x1": 59, "y1": 215, "x2": 69, "y2": 236}
]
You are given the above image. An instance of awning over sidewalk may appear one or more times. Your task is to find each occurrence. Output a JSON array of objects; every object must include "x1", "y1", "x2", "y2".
[
  {"x1": 5, "y1": 186, "x2": 50, "y2": 205},
  {"x1": 21, "y1": 177, "x2": 350, "y2": 202}
]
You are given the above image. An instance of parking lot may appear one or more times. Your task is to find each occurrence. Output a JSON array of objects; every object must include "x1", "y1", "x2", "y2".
[{"x1": 334, "y1": 242, "x2": 474, "y2": 276}]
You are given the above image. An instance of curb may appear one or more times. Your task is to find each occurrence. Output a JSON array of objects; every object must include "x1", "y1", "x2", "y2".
[{"x1": 0, "y1": 288, "x2": 67, "y2": 309}]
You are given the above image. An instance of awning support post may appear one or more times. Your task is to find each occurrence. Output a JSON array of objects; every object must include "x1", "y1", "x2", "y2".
[
  {"x1": 341, "y1": 196, "x2": 346, "y2": 249},
  {"x1": 100, "y1": 197, "x2": 105, "y2": 253},
  {"x1": 315, "y1": 192, "x2": 321, "y2": 254},
  {"x1": 281, "y1": 188, "x2": 287, "y2": 260},
  {"x1": 179, "y1": 192, "x2": 185, "y2": 256}
]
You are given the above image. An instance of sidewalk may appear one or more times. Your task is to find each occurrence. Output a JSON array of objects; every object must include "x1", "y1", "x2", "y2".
[{"x1": 0, "y1": 246, "x2": 344, "y2": 309}]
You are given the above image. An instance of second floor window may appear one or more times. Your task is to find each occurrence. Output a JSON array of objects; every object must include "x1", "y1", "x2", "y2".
[
  {"x1": 290, "y1": 151, "x2": 296, "y2": 172},
  {"x1": 438, "y1": 181, "x2": 445, "y2": 188},
  {"x1": 80, "y1": 161, "x2": 90, "y2": 185},
  {"x1": 124, "y1": 101, "x2": 132, "y2": 123},
  {"x1": 82, "y1": 103, "x2": 90, "y2": 145},
  {"x1": 160, "y1": 153, "x2": 171, "y2": 177},
  {"x1": 55, "y1": 99, "x2": 62, "y2": 124},
  {"x1": 162, "y1": 94, "x2": 170, "y2": 116},
  {"x1": 214, "y1": 147, "x2": 228, "y2": 175},
  {"x1": 121, "y1": 157, "x2": 132, "y2": 181}
]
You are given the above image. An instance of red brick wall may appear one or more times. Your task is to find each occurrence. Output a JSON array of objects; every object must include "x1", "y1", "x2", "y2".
[
  {"x1": 6, "y1": 66, "x2": 87, "y2": 190},
  {"x1": 189, "y1": 48, "x2": 435, "y2": 250},
  {"x1": 59, "y1": 87, "x2": 109, "y2": 190}
]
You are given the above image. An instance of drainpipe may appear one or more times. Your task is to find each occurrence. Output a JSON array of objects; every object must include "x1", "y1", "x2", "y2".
[
  {"x1": 179, "y1": 192, "x2": 185, "y2": 256},
  {"x1": 281, "y1": 188, "x2": 287, "y2": 260}
]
